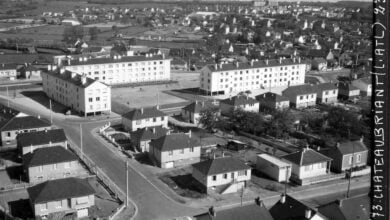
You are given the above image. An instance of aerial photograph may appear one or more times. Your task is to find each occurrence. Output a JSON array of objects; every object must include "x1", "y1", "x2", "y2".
[{"x1": 0, "y1": 0, "x2": 373, "y2": 219}]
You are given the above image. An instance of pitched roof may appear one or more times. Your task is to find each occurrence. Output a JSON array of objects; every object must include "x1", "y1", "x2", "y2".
[
  {"x1": 64, "y1": 54, "x2": 168, "y2": 66},
  {"x1": 192, "y1": 156, "x2": 250, "y2": 176},
  {"x1": 0, "y1": 63, "x2": 18, "y2": 70},
  {"x1": 282, "y1": 84, "x2": 317, "y2": 97},
  {"x1": 122, "y1": 106, "x2": 166, "y2": 121},
  {"x1": 0, "y1": 54, "x2": 53, "y2": 64},
  {"x1": 256, "y1": 92, "x2": 289, "y2": 102},
  {"x1": 0, "y1": 116, "x2": 51, "y2": 132},
  {"x1": 42, "y1": 69, "x2": 99, "y2": 88},
  {"x1": 282, "y1": 148, "x2": 331, "y2": 166},
  {"x1": 318, "y1": 194, "x2": 370, "y2": 220},
  {"x1": 130, "y1": 126, "x2": 169, "y2": 142},
  {"x1": 316, "y1": 83, "x2": 338, "y2": 92},
  {"x1": 336, "y1": 140, "x2": 368, "y2": 155},
  {"x1": 17, "y1": 129, "x2": 67, "y2": 147},
  {"x1": 27, "y1": 177, "x2": 95, "y2": 204},
  {"x1": 220, "y1": 95, "x2": 259, "y2": 106},
  {"x1": 270, "y1": 194, "x2": 326, "y2": 220},
  {"x1": 150, "y1": 133, "x2": 199, "y2": 151},
  {"x1": 0, "y1": 105, "x2": 20, "y2": 129},
  {"x1": 194, "y1": 203, "x2": 274, "y2": 220},
  {"x1": 23, "y1": 146, "x2": 77, "y2": 167},
  {"x1": 182, "y1": 101, "x2": 218, "y2": 113},
  {"x1": 337, "y1": 82, "x2": 360, "y2": 91}
]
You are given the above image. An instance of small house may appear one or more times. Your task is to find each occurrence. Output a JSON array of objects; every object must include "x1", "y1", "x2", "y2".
[
  {"x1": 122, "y1": 106, "x2": 168, "y2": 132},
  {"x1": 318, "y1": 194, "x2": 370, "y2": 220},
  {"x1": 256, "y1": 154, "x2": 292, "y2": 182},
  {"x1": 282, "y1": 84, "x2": 317, "y2": 109},
  {"x1": 17, "y1": 129, "x2": 67, "y2": 155},
  {"x1": 219, "y1": 95, "x2": 259, "y2": 115},
  {"x1": 129, "y1": 126, "x2": 169, "y2": 152},
  {"x1": 351, "y1": 77, "x2": 371, "y2": 97},
  {"x1": 311, "y1": 58, "x2": 327, "y2": 71},
  {"x1": 256, "y1": 92, "x2": 290, "y2": 111},
  {"x1": 315, "y1": 83, "x2": 338, "y2": 104},
  {"x1": 337, "y1": 82, "x2": 360, "y2": 101},
  {"x1": 181, "y1": 101, "x2": 220, "y2": 125}
]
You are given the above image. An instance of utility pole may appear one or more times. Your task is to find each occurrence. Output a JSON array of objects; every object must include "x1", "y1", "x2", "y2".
[
  {"x1": 80, "y1": 123, "x2": 83, "y2": 159},
  {"x1": 346, "y1": 143, "x2": 355, "y2": 198},
  {"x1": 126, "y1": 160, "x2": 129, "y2": 207},
  {"x1": 49, "y1": 99, "x2": 53, "y2": 124},
  {"x1": 6, "y1": 86, "x2": 9, "y2": 107},
  {"x1": 284, "y1": 166, "x2": 290, "y2": 195}
]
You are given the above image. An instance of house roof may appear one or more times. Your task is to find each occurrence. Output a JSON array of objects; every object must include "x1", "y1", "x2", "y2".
[
  {"x1": 270, "y1": 194, "x2": 326, "y2": 220},
  {"x1": 17, "y1": 129, "x2": 67, "y2": 147},
  {"x1": 282, "y1": 148, "x2": 331, "y2": 166},
  {"x1": 220, "y1": 95, "x2": 259, "y2": 106},
  {"x1": 205, "y1": 58, "x2": 305, "y2": 72},
  {"x1": 337, "y1": 82, "x2": 360, "y2": 91},
  {"x1": 352, "y1": 77, "x2": 371, "y2": 85},
  {"x1": 27, "y1": 177, "x2": 95, "y2": 204},
  {"x1": 282, "y1": 84, "x2": 317, "y2": 97},
  {"x1": 0, "y1": 116, "x2": 51, "y2": 132},
  {"x1": 256, "y1": 92, "x2": 289, "y2": 102},
  {"x1": 182, "y1": 101, "x2": 218, "y2": 113},
  {"x1": 312, "y1": 57, "x2": 327, "y2": 64},
  {"x1": 257, "y1": 154, "x2": 291, "y2": 168},
  {"x1": 150, "y1": 133, "x2": 199, "y2": 151},
  {"x1": 42, "y1": 69, "x2": 100, "y2": 88},
  {"x1": 122, "y1": 106, "x2": 166, "y2": 121},
  {"x1": 0, "y1": 54, "x2": 53, "y2": 64},
  {"x1": 316, "y1": 82, "x2": 338, "y2": 92},
  {"x1": 192, "y1": 156, "x2": 250, "y2": 176},
  {"x1": 130, "y1": 126, "x2": 169, "y2": 142},
  {"x1": 0, "y1": 105, "x2": 20, "y2": 129},
  {"x1": 336, "y1": 140, "x2": 368, "y2": 155},
  {"x1": 318, "y1": 194, "x2": 370, "y2": 220},
  {"x1": 23, "y1": 146, "x2": 77, "y2": 167},
  {"x1": 64, "y1": 54, "x2": 168, "y2": 66},
  {"x1": 194, "y1": 203, "x2": 274, "y2": 220},
  {"x1": 0, "y1": 63, "x2": 18, "y2": 70}
]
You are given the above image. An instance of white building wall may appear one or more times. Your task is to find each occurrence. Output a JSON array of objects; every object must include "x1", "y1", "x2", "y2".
[
  {"x1": 122, "y1": 115, "x2": 168, "y2": 132},
  {"x1": 295, "y1": 93, "x2": 317, "y2": 108},
  {"x1": 298, "y1": 162, "x2": 327, "y2": 179},
  {"x1": 204, "y1": 169, "x2": 251, "y2": 188}
]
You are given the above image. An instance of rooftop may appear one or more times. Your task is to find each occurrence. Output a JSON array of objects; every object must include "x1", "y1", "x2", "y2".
[
  {"x1": 130, "y1": 126, "x2": 169, "y2": 141},
  {"x1": 0, "y1": 116, "x2": 51, "y2": 132},
  {"x1": 42, "y1": 69, "x2": 100, "y2": 88},
  {"x1": 194, "y1": 203, "x2": 273, "y2": 220},
  {"x1": 64, "y1": 54, "x2": 168, "y2": 66},
  {"x1": 255, "y1": 92, "x2": 289, "y2": 102},
  {"x1": 282, "y1": 84, "x2": 317, "y2": 97},
  {"x1": 220, "y1": 95, "x2": 259, "y2": 106},
  {"x1": 192, "y1": 156, "x2": 250, "y2": 176},
  {"x1": 23, "y1": 146, "x2": 77, "y2": 167},
  {"x1": 282, "y1": 148, "x2": 331, "y2": 166},
  {"x1": 205, "y1": 58, "x2": 305, "y2": 72},
  {"x1": 182, "y1": 101, "x2": 218, "y2": 113},
  {"x1": 150, "y1": 133, "x2": 199, "y2": 152},
  {"x1": 17, "y1": 129, "x2": 67, "y2": 147},
  {"x1": 318, "y1": 194, "x2": 370, "y2": 220},
  {"x1": 122, "y1": 106, "x2": 166, "y2": 121},
  {"x1": 257, "y1": 154, "x2": 291, "y2": 168}
]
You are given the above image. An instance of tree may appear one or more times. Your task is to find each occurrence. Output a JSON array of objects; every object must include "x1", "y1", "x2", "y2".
[
  {"x1": 63, "y1": 26, "x2": 84, "y2": 44},
  {"x1": 89, "y1": 27, "x2": 99, "y2": 41},
  {"x1": 265, "y1": 110, "x2": 294, "y2": 139},
  {"x1": 199, "y1": 106, "x2": 220, "y2": 132},
  {"x1": 325, "y1": 106, "x2": 363, "y2": 140}
]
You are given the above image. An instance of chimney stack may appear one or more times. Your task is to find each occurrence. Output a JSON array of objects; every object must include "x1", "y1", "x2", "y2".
[
  {"x1": 202, "y1": 101, "x2": 205, "y2": 107},
  {"x1": 215, "y1": 63, "x2": 218, "y2": 70},
  {"x1": 304, "y1": 209, "x2": 312, "y2": 219},
  {"x1": 298, "y1": 57, "x2": 301, "y2": 63},
  {"x1": 81, "y1": 74, "x2": 87, "y2": 85},
  {"x1": 360, "y1": 136, "x2": 364, "y2": 142},
  {"x1": 255, "y1": 197, "x2": 263, "y2": 206},
  {"x1": 280, "y1": 194, "x2": 286, "y2": 204},
  {"x1": 188, "y1": 130, "x2": 192, "y2": 138},
  {"x1": 60, "y1": 68, "x2": 65, "y2": 74},
  {"x1": 336, "y1": 199, "x2": 343, "y2": 207},
  {"x1": 250, "y1": 59, "x2": 254, "y2": 66},
  {"x1": 208, "y1": 207, "x2": 216, "y2": 217},
  {"x1": 140, "y1": 107, "x2": 144, "y2": 114},
  {"x1": 152, "y1": 127, "x2": 156, "y2": 134},
  {"x1": 279, "y1": 57, "x2": 282, "y2": 64},
  {"x1": 235, "y1": 61, "x2": 239, "y2": 68},
  {"x1": 266, "y1": 59, "x2": 269, "y2": 65}
]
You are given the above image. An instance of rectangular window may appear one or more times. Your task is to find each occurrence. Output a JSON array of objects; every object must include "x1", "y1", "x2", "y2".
[
  {"x1": 349, "y1": 155, "x2": 353, "y2": 164},
  {"x1": 212, "y1": 175, "x2": 217, "y2": 181},
  {"x1": 223, "y1": 173, "x2": 228, "y2": 179},
  {"x1": 96, "y1": 97, "x2": 100, "y2": 101},
  {"x1": 189, "y1": 147, "x2": 194, "y2": 152},
  {"x1": 168, "y1": 151, "x2": 173, "y2": 156},
  {"x1": 54, "y1": 200, "x2": 62, "y2": 209},
  {"x1": 76, "y1": 197, "x2": 89, "y2": 205},
  {"x1": 41, "y1": 203, "x2": 48, "y2": 211},
  {"x1": 238, "y1": 170, "x2": 246, "y2": 176},
  {"x1": 300, "y1": 96, "x2": 303, "y2": 100},
  {"x1": 356, "y1": 154, "x2": 362, "y2": 163},
  {"x1": 88, "y1": 98, "x2": 93, "y2": 102},
  {"x1": 7, "y1": 132, "x2": 10, "y2": 137},
  {"x1": 153, "y1": 118, "x2": 157, "y2": 122}
]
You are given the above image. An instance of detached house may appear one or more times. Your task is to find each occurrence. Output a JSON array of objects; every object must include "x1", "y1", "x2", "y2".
[
  {"x1": 0, "y1": 116, "x2": 51, "y2": 147},
  {"x1": 220, "y1": 95, "x2": 260, "y2": 115},
  {"x1": 17, "y1": 129, "x2": 67, "y2": 155},
  {"x1": 337, "y1": 82, "x2": 360, "y2": 100},
  {"x1": 282, "y1": 148, "x2": 332, "y2": 185},
  {"x1": 27, "y1": 177, "x2": 95, "y2": 219},
  {"x1": 0, "y1": 63, "x2": 18, "y2": 80},
  {"x1": 130, "y1": 126, "x2": 169, "y2": 152},
  {"x1": 256, "y1": 154, "x2": 292, "y2": 182},
  {"x1": 315, "y1": 83, "x2": 338, "y2": 104},
  {"x1": 192, "y1": 156, "x2": 251, "y2": 194},
  {"x1": 256, "y1": 92, "x2": 290, "y2": 111},
  {"x1": 23, "y1": 146, "x2": 83, "y2": 183},
  {"x1": 18, "y1": 64, "x2": 41, "y2": 79},
  {"x1": 318, "y1": 194, "x2": 370, "y2": 220},
  {"x1": 282, "y1": 84, "x2": 317, "y2": 109},
  {"x1": 149, "y1": 132, "x2": 201, "y2": 168},
  {"x1": 122, "y1": 106, "x2": 168, "y2": 132},
  {"x1": 181, "y1": 101, "x2": 219, "y2": 125},
  {"x1": 351, "y1": 77, "x2": 371, "y2": 97}
]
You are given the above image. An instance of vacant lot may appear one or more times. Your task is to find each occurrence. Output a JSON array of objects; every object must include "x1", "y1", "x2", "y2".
[{"x1": 0, "y1": 24, "x2": 66, "y2": 42}]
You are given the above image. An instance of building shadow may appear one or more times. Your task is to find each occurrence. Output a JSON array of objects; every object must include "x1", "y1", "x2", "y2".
[
  {"x1": 8, "y1": 199, "x2": 34, "y2": 219},
  {"x1": 5, "y1": 166, "x2": 26, "y2": 183},
  {"x1": 20, "y1": 90, "x2": 69, "y2": 114}
]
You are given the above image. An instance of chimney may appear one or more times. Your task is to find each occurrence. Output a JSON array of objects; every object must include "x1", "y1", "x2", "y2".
[
  {"x1": 280, "y1": 194, "x2": 286, "y2": 204},
  {"x1": 188, "y1": 130, "x2": 192, "y2": 138},
  {"x1": 152, "y1": 127, "x2": 156, "y2": 134},
  {"x1": 304, "y1": 209, "x2": 312, "y2": 219},
  {"x1": 81, "y1": 75, "x2": 87, "y2": 85},
  {"x1": 279, "y1": 57, "x2": 282, "y2": 64},
  {"x1": 336, "y1": 199, "x2": 343, "y2": 207},
  {"x1": 140, "y1": 107, "x2": 144, "y2": 114},
  {"x1": 266, "y1": 59, "x2": 269, "y2": 65},
  {"x1": 255, "y1": 197, "x2": 262, "y2": 206},
  {"x1": 214, "y1": 63, "x2": 218, "y2": 70},
  {"x1": 317, "y1": 146, "x2": 321, "y2": 151},
  {"x1": 67, "y1": 58, "x2": 71, "y2": 65},
  {"x1": 79, "y1": 57, "x2": 83, "y2": 62},
  {"x1": 47, "y1": 64, "x2": 52, "y2": 71},
  {"x1": 298, "y1": 57, "x2": 301, "y2": 63},
  {"x1": 195, "y1": 100, "x2": 198, "y2": 104},
  {"x1": 219, "y1": 63, "x2": 223, "y2": 69},
  {"x1": 250, "y1": 59, "x2": 254, "y2": 66},
  {"x1": 60, "y1": 68, "x2": 65, "y2": 74},
  {"x1": 52, "y1": 65, "x2": 58, "y2": 71},
  {"x1": 162, "y1": 53, "x2": 165, "y2": 59},
  {"x1": 235, "y1": 62, "x2": 239, "y2": 68},
  {"x1": 336, "y1": 142, "x2": 340, "y2": 148},
  {"x1": 360, "y1": 136, "x2": 364, "y2": 142},
  {"x1": 71, "y1": 72, "x2": 76, "y2": 78},
  {"x1": 156, "y1": 105, "x2": 159, "y2": 110},
  {"x1": 209, "y1": 207, "x2": 216, "y2": 217}
]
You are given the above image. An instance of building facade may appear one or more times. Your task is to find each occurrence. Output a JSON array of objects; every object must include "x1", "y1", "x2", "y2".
[
  {"x1": 219, "y1": 95, "x2": 260, "y2": 115},
  {"x1": 282, "y1": 84, "x2": 317, "y2": 109},
  {"x1": 63, "y1": 54, "x2": 171, "y2": 85},
  {"x1": 122, "y1": 107, "x2": 168, "y2": 132},
  {"x1": 17, "y1": 129, "x2": 68, "y2": 155},
  {"x1": 41, "y1": 69, "x2": 111, "y2": 116},
  {"x1": 316, "y1": 83, "x2": 338, "y2": 104},
  {"x1": 199, "y1": 58, "x2": 306, "y2": 96}
]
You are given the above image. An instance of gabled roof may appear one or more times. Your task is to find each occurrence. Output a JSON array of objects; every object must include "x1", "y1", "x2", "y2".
[
  {"x1": 64, "y1": 54, "x2": 167, "y2": 66},
  {"x1": 220, "y1": 95, "x2": 259, "y2": 106},
  {"x1": 17, "y1": 129, "x2": 67, "y2": 147},
  {"x1": 23, "y1": 146, "x2": 77, "y2": 167},
  {"x1": 316, "y1": 83, "x2": 338, "y2": 92},
  {"x1": 122, "y1": 106, "x2": 166, "y2": 121},
  {"x1": 318, "y1": 194, "x2": 370, "y2": 220},
  {"x1": 0, "y1": 105, "x2": 20, "y2": 129},
  {"x1": 336, "y1": 140, "x2": 368, "y2": 155},
  {"x1": 150, "y1": 133, "x2": 199, "y2": 151},
  {"x1": 183, "y1": 101, "x2": 218, "y2": 113},
  {"x1": 194, "y1": 203, "x2": 274, "y2": 220},
  {"x1": 256, "y1": 92, "x2": 289, "y2": 102},
  {"x1": 192, "y1": 156, "x2": 250, "y2": 176},
  {"x1": 27, "y1": 177, "x2": 95, "y2": 204},
  {"x1": 337, "y1": 82, "x2": 360, "y2": 91},
  {"x1": 282, "y1": 148, "x2": 331, "y2": 166},
  {"x1": 270, "y1": 194, "x2": 326, "y2": 220},
  {"x1": 282, "y1": 84, "x2": 317, "y2": 97},
  {"x1": 42, "y1": 69, "x2": 100, "y2": 88},
  {"x1": 312, "y1": 57, "x2": 327, "y2": 64},
  {"x1": 130, "y1": 126, "x2": 169, "y2": 142},
  {"x1": 205, "y1": 58, "x2": 305, "y2": 72},
  {"x1": 0, "y1": 63, "x2": 18, "y2": 70},
  {"x1": 0, "y1": 116, "x2": 51, "y2": 132}
]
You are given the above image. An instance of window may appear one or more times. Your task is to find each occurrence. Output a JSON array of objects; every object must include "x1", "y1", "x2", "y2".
[
  {"x1": 356, "y1": 154, "x2": 362, "y2": 163},
  {"x1": 153, "y1": 118, "x2": 156, "y2": 122},
  {"x1": 223, "y1": 173, "x2": 228, "y2": 179},
  {"x1": 41, "y1": 203, "x2": 48, "y2": 211},
  {"x1": 136, "y1": 120, "x2": 141, "y2": 125},
  {"x1": 7, "y1": 132, "x2": 10, "y2": 137},
  {"x1": 231, "y1": 173, "x2": 234, "y2": 178},
  {"x1": 96, "y1": 97, "x2": 100, "y2": 101},
  {"x1": 180, "y1": 149, "x2": 184, "y2": 154},
  {"x1": 76, "y1": 196, "x2": 89, "y2": 205},
  {"x1": 238, "y1": 170, "x2": 246, "y2": 176},
  {"x1": 168, "y1": 151, "x2": 173, "y2": 156},
  {"x1": 325, "y1": 91, "x2": 329, "y2": 95},
  {"x1": 88, "y1": 98, "x2": 93, "y2": 102},
  {"x1": 161, "y1": 116, "x2": 165, "y2": 121},
  {"x1": 64, "y1": 162, "x2": 71, "y2": 169},
  {"x1": 349, "y1": 155, "x2": 353, "y2": 164},
  {"x1": 54, "y1": 201, "x2": 62, "y2": 209},
  {"x1": 212, "y1": 175, "x2": 217, "y2": 181},
  {"x1": 300, "y1": 96, "x2": 303, "y2": 100},
  {"x1": 189, "y1": 147, "x2": 194, "y2": 152}
]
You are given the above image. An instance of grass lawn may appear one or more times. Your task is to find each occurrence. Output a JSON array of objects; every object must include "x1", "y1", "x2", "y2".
[{"x1": 159, "y1": 172, "x2": 205, "y2": 199}]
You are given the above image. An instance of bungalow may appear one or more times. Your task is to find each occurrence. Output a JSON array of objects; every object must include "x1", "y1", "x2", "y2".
[
  {"x1": 129, "y1": 126, "x2": 170, "y2": 152},
  {"x1": 321, "y1": 138, "x2": 368, "y2": 173},
  {"x1": 23, "y1": 146, "x2": 83, "y2": 183},
  {"x1": 0, "y1": 116, "x2": 51, "y2": 147},
  {"x1": 17, "y1": 129, "x2": 67, "y2": 155},
  {"x1": 192, "y1": 156, "x2": 251, "y2": 194},
  {"x1": 282, "y1": 84, "x2": 317, "y2": 109},
  {"x1": 181, "y1": 101, "x2": 220, "y2": 125},
  {"x1": 351, "y1": 77, "x2": 371, "y2": 97},
  {"x1": 270, "y1": 194, "x2": 328, "y2": 220},
  {"x1": 311, "y1": 58, "x2": 327, "y2": 71},
  {"x1": 255, "y1": 92, "x2": 290, "y2": 111},
  {"x1": 27, "y1": 177, "x2": 95, "y2": 219},
  {"x1": 256, "y1": 154, "x2": 292, "y2": 182},
  {"x1": 122, "y1": 106, "x2": 168, "y2": 132},
  {"x1": 282, "y1": 148, "x2": 332, "y2": 185},
  {"x1": 149, "y1": 132, "x2": 201, "y2": 168},
  {"x1": 194, "y1": 199, "x2": 273, "y2": 220},
  {"x1": 315, "y1": 83, "x2": 338, "y2": 104},
  {"x1": 18, "y1": 64, "x2": 41, "y2": 79},
  {"x1": 318, "y1": 194, "x2": 369, "y2": 220},
  {"x1": 337, "y1": 82, "x2": 360, "y2": 101},
  {"x1": 219, "y1": 95, "x2": 259, "y2": 116},
  {"x1": 0, "y1": 63, "x2": 18, "y2": 80}
]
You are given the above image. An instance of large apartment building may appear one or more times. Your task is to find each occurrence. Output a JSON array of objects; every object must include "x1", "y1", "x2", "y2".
[
  {"x1": 62, "y1": 54, "x2": 171, "y2": 85},
  {"x1": 41, "y1": 68, "x2": 111, "y2": 116},
  {"x1": 199, "y1": 58, "x2": 307, "y2": 96}
]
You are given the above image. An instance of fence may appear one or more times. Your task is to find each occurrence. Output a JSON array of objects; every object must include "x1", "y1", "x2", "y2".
[{"x1": 0, "y1": 182, "x2": 32, "y2": 193}]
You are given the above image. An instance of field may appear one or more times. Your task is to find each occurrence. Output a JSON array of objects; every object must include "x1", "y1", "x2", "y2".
[{"x1": 0, "y1": 24, "x2": 67, "y2": 43}]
